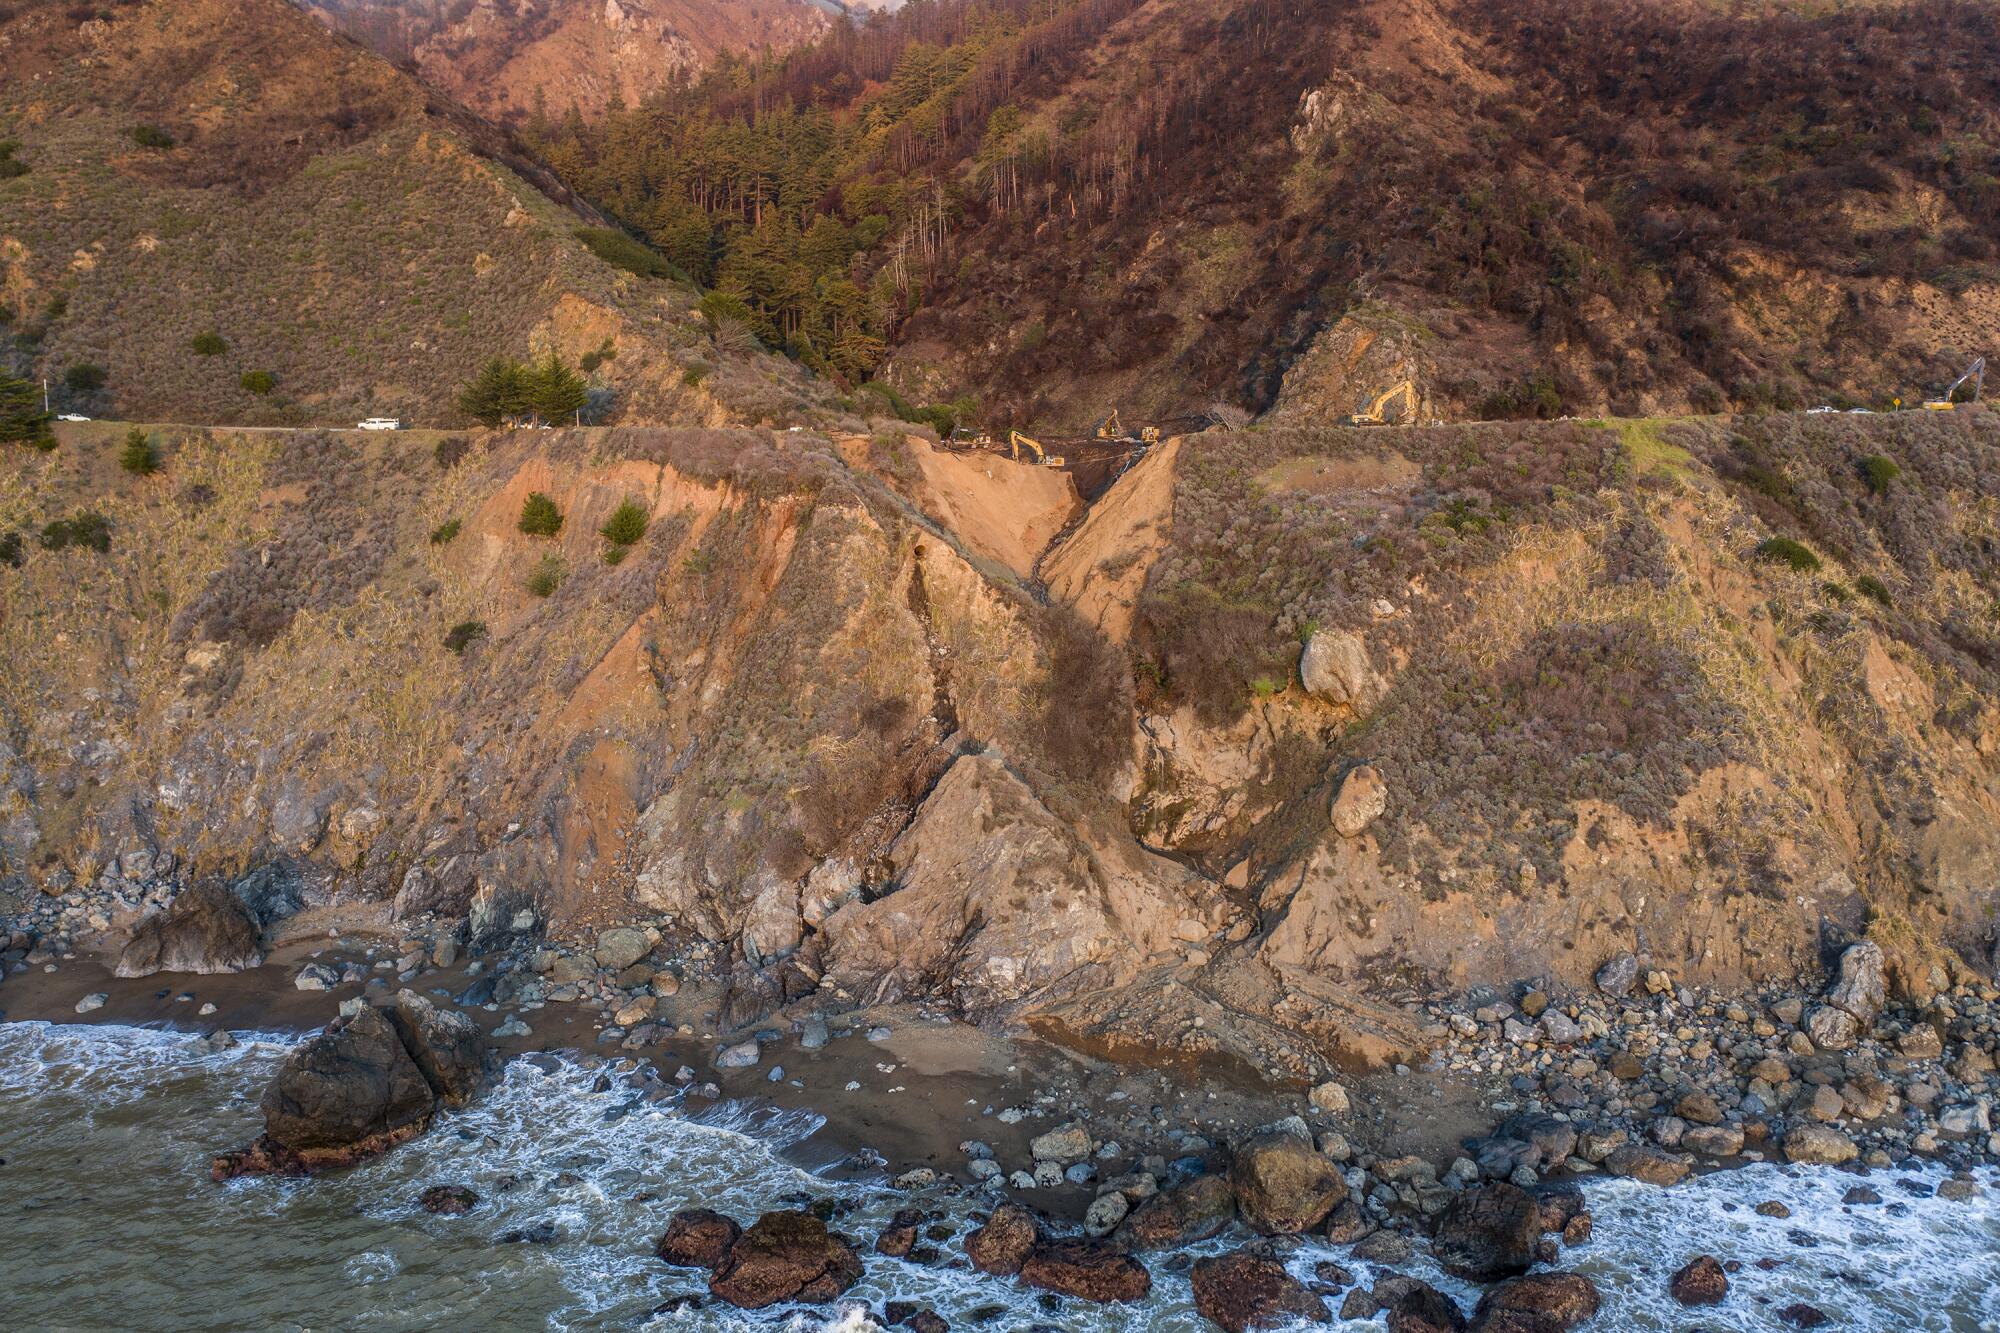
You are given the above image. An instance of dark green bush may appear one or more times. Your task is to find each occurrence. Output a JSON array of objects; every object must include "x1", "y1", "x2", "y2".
[
  {"x1": 129, "y1": 124, "x2": 175, "y2": 150},
  {"x1": 525, "y1": 553, "x2": 565, "y2": 597},
  {"x1": 576, "y1": 227, "x2": 676, "y2": 279},
  {"x1": 239, "y1": 370, "x2": 276, "y2": 395},
  {"x1": 63, "y1": 362, "x2": 106, "y2": 393},
  {"x1": 39, "y1": 510, "x2": 111, "y2": 553},
  {"x1": 1754, "y1": 536, "x2": 1821, "y2": 572},
  {"x1": 518, "y1": 491, "x2": 562, "y2": 536},
  {"x1": 118, "y1": 427, "x2": 157, "y2": 475},
  {"x1": 599, "y1": 497, "x2": 648, "y2": 548},
  {"x1": 1859, "y1": 454, "x2": 1900, "y2": 495},
  {"x1": 0, "y1": 141, "x2": 27, "y2": 179},
  {"x1": 190, "y1": 331, "x2": 228, "y2": 356},
  {"x1": 0, "y1": 531, "x2": 21, "y2": 567},
  {"x1": 443, "y1": 620, "x2": 486, "y2": 654},
  {"x1": 681, "y1": 363, "x2": 711, "y2": 388},
  {"x1": 429, "y1": 517, "x2": 461, "y2": 545},
  {"x1": 433, "y1": 435, "x2": 470, "y2": 469},
  {"x1": 1854, "y1": 574, "x2": 1892, "y2": 606}
]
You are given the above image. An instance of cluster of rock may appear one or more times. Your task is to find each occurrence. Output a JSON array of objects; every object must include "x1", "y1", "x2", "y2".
[
  {"x1": 1417, "y1": 945, "x2": 1999, "y2": 1182},
  {"x1": 211, "y1": 989, "x2": 488, "y2": 1178}
]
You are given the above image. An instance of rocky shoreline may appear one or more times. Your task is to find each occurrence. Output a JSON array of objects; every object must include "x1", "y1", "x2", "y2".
[{"x1": 2, "y1": 869, "x2": 1998, "y2": 1330}]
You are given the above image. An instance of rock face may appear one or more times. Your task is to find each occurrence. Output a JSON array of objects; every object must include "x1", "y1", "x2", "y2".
[
  {"x1": 1018, "y1": 1239, "x2": 1152, "y2": 1303},
  {"x1": 1231, "y1": 1127, "x2": 1349, "y2": 1233},
  {"x1": 1192, "y1": 1252, "x2": 1330, "y2": 1331},
  {"x1": 1300, "y1": 630, "x2": 1376, "y2": 709},
  {"x1": 113, "y1": 881, "x2": 264, "y2": 978},
  {"x1": 1471, "y1": 1273, "x2": 1600, "y2": 1330},
  {"x1": 965, "y1": 1203, "x2": 1039, "y2": 1276},
  {"x1": 1386, "y1": 1281, "x2": 1468, "y2": 1333},
  {"x1": 387, "y1": 989, "x2": 485, "y2": 1107},
  {"x1": 1330, "y1": 766, "x2": 1388, "y2": 838},
  {"x1": 1804, "y1": 940, "x2": 1887, "y2": 1050},
  {"x1": 1669, "y1": 1255, "x2": 1729, "y2": 1305},
  {"x1": 212, "y1": 1007, "x2": 439, "y2": 1178},
  {"x1": 1431, "y1": 1183, "x2": 1542, "y2": 1280},
  {"x1": 211, "y1": 1001, "x2": 488, "y2": 1179},
  {"x1": 1117, "y1": 1173, "x2": 1238, "y2": 1249},
  {"x1": 708, "y1": 1211, "x2": 861, "y2": 1309},
  {"x1": 656, "y1": 1209, "x2": 743, "y2": 1268}
]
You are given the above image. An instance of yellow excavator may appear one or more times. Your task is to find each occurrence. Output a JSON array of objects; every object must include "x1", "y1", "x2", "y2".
[
  {"x1": 1010, "y1": 429, "x2": 1065, "y2": 467},
  {"x1": 1095, "y1": 410, "x2": 1162, "y2": 444},
  {"x1": 1348, "y1": 380, "x2": 1418, "y2": 426},
  {"x1": 1923, "y1": 357, "x2": 1985, "y2": 411}
]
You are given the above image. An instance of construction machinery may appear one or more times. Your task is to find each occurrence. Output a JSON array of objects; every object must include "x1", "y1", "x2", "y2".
[
  {"x1": 1009, "y1": 430, "x2": 1065, "y2": 467},
  {"x1": 948, "y1": 426, "x2": 992, "y2": 449},
  {"x1": 1093, "y1": 409, "x2": 1162, "y2": 444},
  {"x1": 1923, "y1": 358, "x2": 1985, "y2": 411},
  {"x1": 1347, "y1": 380, "x2": 1417, "y2": 426}
]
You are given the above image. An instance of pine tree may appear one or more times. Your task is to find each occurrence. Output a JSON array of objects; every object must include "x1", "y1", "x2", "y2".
[
  {"x1": 118, "y1": 427, "x2": 158, "y2": 475},
  {"x1": 0, "y1": 371, "x2": 51, "y2": 448},
  {"x1": 527, "y1": 353, "x2": 588, "y2": 425},
  {"x1": 457, "y1": 357, "x2": 529, "y2": 427}
]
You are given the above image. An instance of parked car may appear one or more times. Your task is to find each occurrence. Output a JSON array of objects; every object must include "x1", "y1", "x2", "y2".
[
  {"x1": 57, "y1": 413, "x2": 90, "y2": 422},
  {"x1": 357, "y1": 417, "x2": 403, "y2": 431}
]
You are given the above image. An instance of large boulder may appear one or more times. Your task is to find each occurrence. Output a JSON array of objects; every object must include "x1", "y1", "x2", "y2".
[
  {"x1": 1386, "y1": 1281, "x2": 1468, "y2": 1333},
  {"x1": 1603, "y1": 1143, "x2": 1690, "y2": 1186},
  {"x1": 656, "y1": 1209, "x2": 742, "y2": 1269},
  {"x1": 1330, "y1": 766, "x2": 1388, "y2": 838},
  {"x1": 1231, "y1": 1126, "x2": 1348, "y2": 1233},
  {"x1": 1782, "y1": 1124, "x2": 1858, "y2": 1165},
  {"x1": 1470, "y1": 1273, "x2": 1601, "y2": 1331},
  {"x1": 1668, "y1": 1255, "x2": 1728, "y2": 1306},
  {"x1": 1117, "y1": 1172, "x2": 1237, "y2": 1248},
  {"x1": 1192, "y1": 1251, "x2": 1330, "y2": 1331},
  {"x1": 230, "y1": 859, "x2": 305, "y2": 928},
  {"x1": 387, "y1": 990, "x2": 485, "y2": 1108},
  {"x1": 212, "y1": 1007, "x2": 436, "y2": 1178},
  {"x1": 1806, "y1": 940, "x2": 1886, "y2": 1049},
  {"x1": 1431, "y1": 1183, "x2": 1541, "y2": 1281},
  {"x1": 1300, "y1": 630, "x2": 1376, "y2": 709},
  {"x1": 964, "y1": 1203, "x2": 1039, "y2": 1276},
  {"x1": 114, "y1": 881, "x2": 264, "y2": 978},
  {"x1": 1018, "y1": 1240, "x2": 1151, "y2": 1303},
  {"x1": 708, "y1": 1211, "x2": 861, "y2": 1309}
]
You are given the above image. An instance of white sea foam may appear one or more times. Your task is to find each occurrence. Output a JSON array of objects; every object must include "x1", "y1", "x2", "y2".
[{"x1": 1, "y1": 1021, "x2": 1996, "y2": 1332}]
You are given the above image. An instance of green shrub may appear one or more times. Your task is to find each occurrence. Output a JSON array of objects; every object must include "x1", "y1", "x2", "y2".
[
  {"x1": 1, "y1": 370, "x2": 52, "y2": 446},
  {"x1": 190, "y1": 331, "x2": 228, "y2": 356},
  {"x1": 576, "y1": 227, "x2": 676, "y2": 279},
  {"x1": 0, "y1": 141, "x2": 26, "y2": 179},
  {"x1": 129, "y1": 124, "x2": 175, "y2": 150},
  {"x1": 433, "y1": 435, "x2": 470, "y2": 469},
  {"x1": 39, "y1": 510, "x2": 111, "y2": 553},
  {"x1": 599, "y1": 497, "x2": 648, "y2": 548},
  {"x1": 443, "y1": 619, "x2": 486, "y2": 654},
  {"x1": 578, "y1": 339, "x2": 617, "y2": 373},
  {"x1": 429, "y1": 517, "x2": 461, "y2": 545},
  {"x1": 0, "y1": 531, "x2": 21, "y2": 567},
  {"x1": 63, "y1": 362, "x2": 106, "y2": 393},
  {"x1": 1854, "y1": 574, "x2": 1893, "y2": 606},
  {"x1": 1859, "y1": 454, "x2": 1900, "y2": 495},
  {"x1": 1754, "y1": 536, "x2": 1821, "y2": 572},
  {"x1": 681, "y1": 362, "x2": 711, "y2": 388},
  {"x1": 239, "y1": 369, "x2": 276, "y2": 395},
  {"x1": 524, "y1": 553, "x2": 565, "y2": 597},
  {"x1": 518, "y1": 491, "x2": 562, "y2": 536},
  {"x1": 698, "y1": 291, "x2": 753, "y2": 327},
  {"x1": 118, "y1": 427, "x2": 157, "y2": 475}
]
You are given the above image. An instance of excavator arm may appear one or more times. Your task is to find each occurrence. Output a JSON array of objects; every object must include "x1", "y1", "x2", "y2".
[{"x1": 1349, "y1": 379, "x2": 1417, "y2": 426}]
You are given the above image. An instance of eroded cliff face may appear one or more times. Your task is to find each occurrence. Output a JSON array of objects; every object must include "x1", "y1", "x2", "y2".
[{"x1": 6, "y1": 409, "x2": 2000, "y2": 1080}]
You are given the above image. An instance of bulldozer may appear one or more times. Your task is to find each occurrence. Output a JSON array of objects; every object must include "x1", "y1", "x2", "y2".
[
  {"x1": 1009, "y1": 430, "x2": 1065, "y2": 467},
  {"x1": 1094, "y1": 409, "x2": 1161, "y2": 445},
  {"x1": 1923, "y1": 357, "x2": 1985, "y2": 411},
  {"x1": 1347, "y1": 380, "x2": 1418, "y2": 426}
]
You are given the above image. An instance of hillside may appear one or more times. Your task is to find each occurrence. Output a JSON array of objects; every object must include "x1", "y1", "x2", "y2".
[
  {"x1": 5, "y1": 405, "x2": 1998, "y2": 1075},
  {"x1": 303, "y1": 0, "x2": 830, "y2": 121},
  {"x1": 530, "y1": 0, "x2": 2000, "y2": 430},
  {"x1": 0, "y1": 0, "x2": 827, "y2": 428}
]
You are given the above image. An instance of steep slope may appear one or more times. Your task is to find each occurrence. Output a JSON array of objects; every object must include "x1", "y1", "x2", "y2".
[
  {"x1": 532, "y1": 0, "x2": 2000, "y2": 428},
  {"x1": 0, "y1": 0, "x2": 826, "y2": 427},
  {"x1": 304, "y1": 0, "x2": 830, "y2": 121}
]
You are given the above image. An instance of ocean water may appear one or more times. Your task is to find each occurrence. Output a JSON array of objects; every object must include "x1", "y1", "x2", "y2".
[{"x1": 0, "y1": 1021, "x2": 1996, "y2": 1331}]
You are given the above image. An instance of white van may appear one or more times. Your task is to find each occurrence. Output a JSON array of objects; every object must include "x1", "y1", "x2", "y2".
[{"x1": 357, "y1": 417, "x2": 403, "y2": 431}]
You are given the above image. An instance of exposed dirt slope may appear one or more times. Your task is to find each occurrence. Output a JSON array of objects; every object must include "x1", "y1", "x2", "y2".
[
  {"x1": 304, "y1": 0, "x2": 829, "y2": 121},
  {"x1": 0, "y1": 0, "x2": 824, "y2": 428}
]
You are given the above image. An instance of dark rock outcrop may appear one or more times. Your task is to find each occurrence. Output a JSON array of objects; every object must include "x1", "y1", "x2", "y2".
[
  {"x1": 1116, "y1": 1173, "x2": 1237, "y2": 1249},
  {"x1": 1192, "y1": 1251, "x2": 1330, "y2": 1331},
  {"x1": 1470, "y1": 1273, "x2": 1601, "y2": 1331},
  {"x1": 708, "y1": 1211, "x2": 861, "y2": 1309},
  {"x1": 114, "y1": 881, "x2": 264, "y2": 978},
  {"x1": 1431, "y1": 1183, "x2": 1542, "y2": 1281},
  {"x1": 419, "y1": 1184, "x2": 480, "y2": 1215},
  {"x1": 656, "y1": 1209, "x2": 743, "y2": 1269},
  {"x1": 1385, "y1": 1281, "x2": 1467, "y2": 1333},
  {"x1": 1018, "y1": 1239, "x2": 1151, "y2": 1303},
  {"x1": 1668, "y1": 1254, "x2": 1729, "y2": 1305},
  {"x1": 1231, "y1": 1126, "x2": 1348, "y2": 1234},
  {"x1": 210, "y1": 1001, "x2": 489, "y2": 1179},
  {"x1": 965, "y1": 1203, "x2": 1039, "y2": 1276}
]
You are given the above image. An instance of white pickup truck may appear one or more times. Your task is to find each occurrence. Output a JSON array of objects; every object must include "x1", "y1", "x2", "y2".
[{"x1": 357, "y1": 417, "x2": 403, "y2": 431}]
